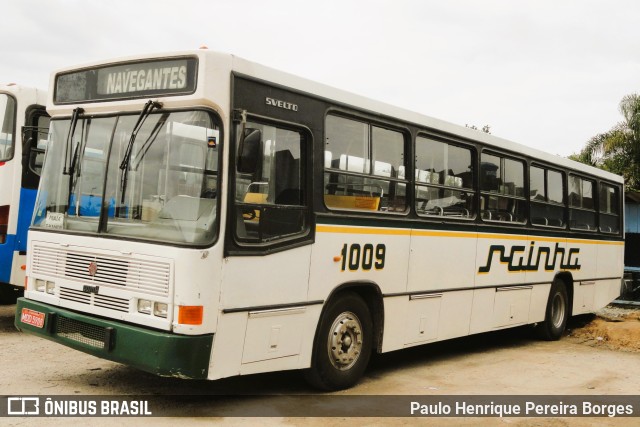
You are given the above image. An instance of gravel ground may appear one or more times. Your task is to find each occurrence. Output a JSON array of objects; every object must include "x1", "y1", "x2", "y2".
[{"x1": 1, "y1": 303, "x2": 639, "y2": 426}]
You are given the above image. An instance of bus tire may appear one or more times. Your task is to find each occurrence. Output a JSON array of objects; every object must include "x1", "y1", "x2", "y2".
[
  {"x1": 305, "y1": 292, "x2": 372, "y2": 391},
  {"x1": 537, "y1": 279, "x2": 569, "y2": 341}
]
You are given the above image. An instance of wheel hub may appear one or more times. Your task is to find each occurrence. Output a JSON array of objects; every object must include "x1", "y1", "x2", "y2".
[{"x1": 327, "y1": 311, "x2": 363, "y2": 371}]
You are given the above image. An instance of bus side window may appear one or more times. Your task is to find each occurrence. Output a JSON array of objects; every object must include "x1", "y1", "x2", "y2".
[
  {"x1": 599, "y1": 183, "x2": 620, "y2": 234},
  {"x1": 234, "y1": 121, "x2": 307, "y2": 243},
  {"x1": 323, "y1": 115, "x2": 407, "y2": 213},
  {"x1": 529, "y1": 166, "x2": 565, "y2": 228},
  {"x1": 22, "y1": 108, "x2": 50, "y2": 190},
  {"x1": 480, "y1": 153, "x2": 526, "y2": 223},
  {"x1": 569, "y1": 175, "x2": 596, "y2": 230},
  {"x1": 415, "y1": 136, "x2": 475, "y2": 219},
  {"x1": 0, "y1": 94, "x2": 16, "y2": 162}
]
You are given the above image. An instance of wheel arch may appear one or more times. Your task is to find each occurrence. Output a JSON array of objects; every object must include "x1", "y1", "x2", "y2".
[{"x1": 316, "y1": 281, "x2": 385, "y2": 354}]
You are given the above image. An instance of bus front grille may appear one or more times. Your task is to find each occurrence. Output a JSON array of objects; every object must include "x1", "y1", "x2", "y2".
[
  {"x1": 55, "y1": 315, "x2": 114, "y2": 351},
  {"x1": 94, "y1": 293, "x2": 130, "y2": 312},
  {"x1": 59, "y1": 287, "x2": 91, "y2": 305},
  {"x1": 32, "y1": 244, "x2": 171, "y2": 297},
  {"x1": 60, "y1": 287, "x2": 130, "y2": 313}
]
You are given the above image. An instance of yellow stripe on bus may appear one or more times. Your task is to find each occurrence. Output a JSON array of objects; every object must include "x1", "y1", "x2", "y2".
[
  {"x1": 316, "y1": 224, "x2": 624, "y2": 246},
  {"x1": 316, "y1": 225, "x2": 411, "y2": 236}
]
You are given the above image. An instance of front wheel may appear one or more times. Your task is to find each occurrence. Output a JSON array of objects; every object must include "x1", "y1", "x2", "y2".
[
  {"x1": 305, "y1": 292, "x2": 373, "y2": 391},
  {"x1": 537, "y1": 279, "x2": 569, "y2": 341}
]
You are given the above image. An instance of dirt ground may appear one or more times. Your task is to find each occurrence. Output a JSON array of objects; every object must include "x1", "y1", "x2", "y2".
[
  {"x1": 567, "y1": 306, "x2": 640, "y2": 352},
  {"x1": 1, "y1": 303, "x2": 639, "y2": 426}
]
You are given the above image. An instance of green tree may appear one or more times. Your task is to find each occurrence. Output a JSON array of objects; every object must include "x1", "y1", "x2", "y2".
[{"x1": 570, "y1": 93, "x2": 640, "y2": 190}]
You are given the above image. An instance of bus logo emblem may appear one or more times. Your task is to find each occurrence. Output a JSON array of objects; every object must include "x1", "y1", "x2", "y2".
[
  {"x1": 266, "y1": 96, "x2": 299, "y2": 111},
  {"x1": 88, "y1": 262, "x2": 98, "y2": 276},
  {"x1": 83, "y1": 285, "x2": 100, "y2": 294}
]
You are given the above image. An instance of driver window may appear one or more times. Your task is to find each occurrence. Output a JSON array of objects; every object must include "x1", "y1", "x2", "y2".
[{"x1": 234, "y1": 121, "x2": 307, "y2": 243}]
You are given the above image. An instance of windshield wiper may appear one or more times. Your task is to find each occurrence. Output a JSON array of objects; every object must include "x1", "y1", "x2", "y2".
[
  {"x1": 130, "y1": 113, "x2": 169, "y2": 171},
  {"x1": 63, "y1": 107, "x2": 83, "y2": 175},
  {"x1": 68, "y1": 119, "x2": 91, "y2": 215},
  {"x1": 63, "y1": 108, "x2": 84, "y2": 213},
  {"x1": 119, "y1": 100, "x2": 162, "y2": 205}
]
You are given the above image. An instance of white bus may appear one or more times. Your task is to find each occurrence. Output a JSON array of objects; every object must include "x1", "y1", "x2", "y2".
[
  {"x1": 0, "y1": 84, "x2": 49, "y2": 303},
  {"x1": 16, "y1": 51, "x2": 623, "y2": 390}
]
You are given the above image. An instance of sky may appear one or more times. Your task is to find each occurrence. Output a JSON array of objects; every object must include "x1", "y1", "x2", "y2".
[{"x1": 1, "y1": 0, "x2": 638, "y2": 157}]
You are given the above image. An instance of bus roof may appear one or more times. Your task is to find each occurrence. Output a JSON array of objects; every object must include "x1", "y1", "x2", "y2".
[
  {"x1": 47, "y1": 49, "x2": 623, "y2": 184},
  {"x1": 0, "y1": 84, "x2": 47, "y2": 106}
]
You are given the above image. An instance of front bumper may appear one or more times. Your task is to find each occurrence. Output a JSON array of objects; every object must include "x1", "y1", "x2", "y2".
[{"x1": 15, "y1": 298, "x2": 213, "y2": 379}]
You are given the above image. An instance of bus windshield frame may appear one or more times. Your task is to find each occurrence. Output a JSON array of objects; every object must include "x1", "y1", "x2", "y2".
[{"x1": 32, "y1": 108, "x2": 222, "y2": 247}]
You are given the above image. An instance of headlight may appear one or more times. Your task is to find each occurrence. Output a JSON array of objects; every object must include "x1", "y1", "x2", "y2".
[
  {"x1": 154, "y1": 302, "x2": 168, "y2": 318},
  {"x1": 35, "y1": 279, "x2": 45, "y2": 292},
  {"x1": 45, "y1": 281, "x2": 55, "y2": 294},
  {"x1": 137, "y1": 299, "x2": 152, "y2": 314}
]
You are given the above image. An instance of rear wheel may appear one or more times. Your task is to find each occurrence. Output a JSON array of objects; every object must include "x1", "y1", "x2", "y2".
[
  {"x1": 305, "y1": 292, "x2": 372, "y2": 391},
  {"x1": 537, "y1": 279, "x2": 569, "y2": 341}
]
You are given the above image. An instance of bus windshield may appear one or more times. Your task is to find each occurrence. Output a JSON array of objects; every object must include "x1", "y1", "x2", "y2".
[
  {"x1": 0, "y1": 94, "x2": 16, "y2": 162},
  {"x1": 32, "y1": 109, "x2": 220, "y2": 245}
]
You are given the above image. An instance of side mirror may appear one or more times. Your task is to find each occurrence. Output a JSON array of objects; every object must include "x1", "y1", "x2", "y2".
[{"x1": 237, "y1": 128, "x2": 262, "y2": 175}]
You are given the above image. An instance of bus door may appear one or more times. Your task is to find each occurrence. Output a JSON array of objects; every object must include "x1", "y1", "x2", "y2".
[
  {"x1": 218, "y1": 116, "x2": 314, "y2": 371},
  {"x1": 0, "y1": 93, "x2": 17, "y2": 287},
  {"x1": 17, "y1": 107, "x2": 50, "y2": 252}
]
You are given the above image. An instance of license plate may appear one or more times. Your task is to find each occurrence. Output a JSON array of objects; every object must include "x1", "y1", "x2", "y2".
[{"x1": 21, "y1": 308, "x2": 45, "y2": 329}]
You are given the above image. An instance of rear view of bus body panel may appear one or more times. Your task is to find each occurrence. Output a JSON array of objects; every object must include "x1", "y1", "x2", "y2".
[
  {"x1": 572, "y1": 237, "x2": 624, "y2": 315},
  {"x1": 0, "y1": 85, "x2": 46, "y2": 289}
]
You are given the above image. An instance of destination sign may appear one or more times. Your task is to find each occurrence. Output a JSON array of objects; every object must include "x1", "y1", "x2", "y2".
[{"x1": 54, "y1": 57, "x2": 198, "y2": 104}]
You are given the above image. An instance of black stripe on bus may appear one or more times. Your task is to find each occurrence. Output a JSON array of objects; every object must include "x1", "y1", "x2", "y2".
[
  {"x1": 383, "y1": 276, "x2": 622, "y2": 298},
  {"x1": 316, "y1": 214, "x2": 624, "y2": 242},
  {"x1": 222, "y1": 300, "x2": 324, "y2": 314},
  {"x1": 221, "y1": 276, "x2": 621, "y2": 313}
]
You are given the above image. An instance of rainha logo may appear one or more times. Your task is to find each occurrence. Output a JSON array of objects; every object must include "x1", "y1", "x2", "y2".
[{"x1": 478, "y1": 242, "x2": 580, "y2": 274}]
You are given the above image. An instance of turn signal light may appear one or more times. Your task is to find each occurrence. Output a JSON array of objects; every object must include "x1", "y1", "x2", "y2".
[{"x1": 178, "y1": 305, "x2": 203, "y2": 325}]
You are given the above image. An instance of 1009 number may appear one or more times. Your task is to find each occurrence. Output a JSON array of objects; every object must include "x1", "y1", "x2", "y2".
[{"x1": 340, "y1": 243, "x2": 386, "y2": 271}]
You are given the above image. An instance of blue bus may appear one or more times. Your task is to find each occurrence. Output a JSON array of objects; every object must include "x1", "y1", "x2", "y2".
[{"x1": 0, "y1": 84, "x2": 49, "y2": 303}]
